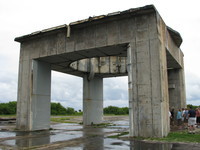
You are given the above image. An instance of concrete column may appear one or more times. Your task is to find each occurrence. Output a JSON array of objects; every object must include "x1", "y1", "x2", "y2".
[
  {"x1": 16, "y1": 60, "x2": 51, "y2": 131},
  {"x1": 168, "y1": 68, "x2": 186, "y2": 110},
  {"x1": 128, "y1": 40, "x2": 170, "y2": 138},
  {"x1": 83, "y1": 75, "x2": 103, "y2": 125}
]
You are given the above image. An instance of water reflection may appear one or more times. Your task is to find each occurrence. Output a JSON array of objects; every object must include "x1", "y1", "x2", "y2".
[
  {"x1": 15, "y1": 130, "x2": 50, "y2": 148},
  {"x1": 50, "y1": 130, "x2": 82, "y2": 143},
  {"x1": 79, "y1": 127, "x2": 173, "y2": 150},
  {"x1": 0, "y1": 131, "x2": 16, "y2": 138},
  {"x1": 1, "y1": 123, "x2": 200, "y2": 150},
  {"x1": 130, "y1": 140, "x2": 172, "y2": 150},
  {"x1": 77, "y1": 127, "x2": 174, "y2": 150},
  {"x1": 83, "y1": 127, "x2": 104, "y2": 150}
]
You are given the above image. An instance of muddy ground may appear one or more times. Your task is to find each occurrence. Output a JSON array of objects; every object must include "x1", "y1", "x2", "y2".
[{"x1": 0, "y1": 116, "x2": 200, "y2": 150}]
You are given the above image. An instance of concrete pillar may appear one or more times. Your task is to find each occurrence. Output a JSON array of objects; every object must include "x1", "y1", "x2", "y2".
[
  {"x1": 83, "y1": 75, "x2": 103, "y2": 125},
  {"x1": 168, "y1": 68, "x2": 186, "y2": 110},
  {"x1": 128, "y1": 40, "x2": 170, "y2": 137},
  {"x1": 16, "y1": 60, "x2": 51, "y2": 131}
]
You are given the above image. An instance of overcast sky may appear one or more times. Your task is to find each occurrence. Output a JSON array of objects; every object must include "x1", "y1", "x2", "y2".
[{"x1": 0, "y1": 0, "x2": 200, "y2": 110}]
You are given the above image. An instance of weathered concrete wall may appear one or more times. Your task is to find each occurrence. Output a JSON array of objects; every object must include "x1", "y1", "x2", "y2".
[
  {"x1": 156, "y1": 15, "x2": 186, "y2": 111},
  {"x1": 70, "y1": 56, "x2": 127, "y2": 75},
  {"x1": 157, "y1": 15, "x2": 184, "y2": 69},
  {"x1": 83, "y1": 76, "x2": 103, "y2": 125},
  {"x1": 16, "y1": 58, "x2": 51, "y2": 130},
  {"x1": 168, "y1": 68, "x2": 186, "y2": 110},
  {"x1": 23, "y1": 30, "x2": 66, "y2": 60},
  {"x1": 156, "y1": 14, "x2": 171, "y2": 136},
  {"x1": 69, "y1": 13, "x2": 157, "y2": 52},
  {"x1": 128, "y1": 12, "x2": 170, "y2": 137},
  {"x1": 31, "y1": 60, "x2": 51, "y2": 130},
  {"x1": 16, "y1": 50, "x2": 32, "y2": 130}
]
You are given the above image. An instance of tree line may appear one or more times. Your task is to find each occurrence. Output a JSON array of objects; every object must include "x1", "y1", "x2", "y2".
[
  {"x1": 1, "y1": 101, "x2": 198, "y2": 115},
  {"x1": 0, "y1": 101, "x2": 129, "y2": 115},
  {"x1": 0, "y1": 101, "x2": 80, "y2": 115}
]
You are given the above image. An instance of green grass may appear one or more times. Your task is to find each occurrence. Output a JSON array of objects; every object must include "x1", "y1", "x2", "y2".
[
  {"x1": 51, "y1": 113, "x2": 82, "y2": 116},
  {"x1": 50, "y1": 117, "x2": 76, "y2": 123},
  {"x1": 108, "y1": 131, "x2": 200, "y2": 143},
  {"x1": 104, "y1": 114, "x2": 128, "y2": 116},
  {"x1": 146, "y1": 131, "x2": 200, "y2": 143},
  {"x1": 108, "y1": 132, "x2": 129, "y2": 138},
  {"x1": 0, "y1": 115, "x2": 16, "y2": 118},
  {"x1": 91, "y1": 123, "x2": 114, "y2": 128}
]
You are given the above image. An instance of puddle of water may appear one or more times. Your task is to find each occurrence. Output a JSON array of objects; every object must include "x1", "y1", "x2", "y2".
[
  {"x1": 50, "y1": 131, "x2": 82, "y2": 143},
  {"x1": 64, "y1": 138, "x2": 173, "y2": 150},
  {"x1": 112, "y1": 120, "x2": 129, "y2": 126},
  {"x1": 0, "y1": 129, "x2": 83, "y2": 148},
  {"x1": 104, "y1": 138, "x2": 130, "y2": 149},
  {"x1": 130, "y1": 140, "x2": 172, "y2": 150},
  {"x1": 1, "y1": 130, "x2": 51, "y2": 147},
  {"x1": 1, "y1": 123, "x2": 200, "y2": 150},
  {"x1": 1, "y1": 130, "x2": 83, "y2": 148},
  {"x1": 60, "y1": 147, "x2": 83, "y2": 150},
  {"x1": 109, "y1": 125, "x2": 129, "y2": 129},
  {"x1": 1, "y1": 136, "x2": 50, "y2": 148},
  {"x1": 108, "y1": 120, "x2": 129, "y2": 129},
  {"x1": 16, "y1": 130, "x2": 50, "y2": 136},
  {"x1": 0, "y1": 131, "x2": 16, "y2": 138}
]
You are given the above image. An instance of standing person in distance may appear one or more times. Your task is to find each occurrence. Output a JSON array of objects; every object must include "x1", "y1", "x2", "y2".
[{"x1": 188, "y1": 106, "x2": 196, "y2": 134}]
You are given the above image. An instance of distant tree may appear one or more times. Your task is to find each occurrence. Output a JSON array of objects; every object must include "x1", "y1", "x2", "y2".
[
  {"x1": 103, "y1": 106, "x2": 129, "y2": 115},
  {"x1": 0, "y1": 102, "x2": 130, "y2": 116},
  {"x1": 187, "y1": 104, "x2": 199, "y2": 110},
  {"x1": 0, "y1": 101, "x2": 17, "y2": 115},
  {"x1": 66, "y1": 107, "x2": 76, "y2": 115},
  {"x1": 104, "y1": 106, "x2": 118, "y2": 114},
  {"x1": 7, "y1": 101, "x2": 17, "y2": 114},
  {"x1": 51, "y1": 102, "x2": 67, "y2": 115}
]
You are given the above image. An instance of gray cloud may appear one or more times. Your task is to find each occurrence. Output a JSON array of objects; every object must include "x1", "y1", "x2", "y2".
[
  {"x1": 51, "y1": 72, "x2": 83, "y2": 110},
  {"x1": 185, "y1": 71, "x2": 200, "y2": 104},
  {"x1": 0, "y1": 71, "x2": 17, "y2": 102},
  {"x1": 104, "y1": 77, "x2": 128, "y2": 101}
]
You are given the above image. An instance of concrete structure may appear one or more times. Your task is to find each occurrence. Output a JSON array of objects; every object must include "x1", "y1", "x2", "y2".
[{"x1": 15, "y1": 5, "x2": 186, "y2": 137}]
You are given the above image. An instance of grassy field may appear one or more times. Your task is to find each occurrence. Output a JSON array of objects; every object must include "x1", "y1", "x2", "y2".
[
  {"x1": 146, "y1": 131, "x2": 200, "y2": 143},
  {"x1": 0, "y1": 115, "x2": 16, "y2": 118},
  {"x1": 50, "y1": 117, "x2": 77, "y2": 123}
]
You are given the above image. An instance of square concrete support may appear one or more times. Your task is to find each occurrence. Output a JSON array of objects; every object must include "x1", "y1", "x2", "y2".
[
  {"x1": 83, "y1": 76, "x2": 103, "y2": 125},
  {"x1": 16, "y1": 60, "x2": 51, "y2": 131},
  {"x1": 128, "y1": 40, "x2": 170, "y2": 137},
  {"x1": 168, "y1": 69, "x2": 186, "y2": 110}
]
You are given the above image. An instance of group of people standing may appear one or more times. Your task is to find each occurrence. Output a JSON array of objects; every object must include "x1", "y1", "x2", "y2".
[{"x1": 170, "y1": 107, "x2": 200, "y2": 134}]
